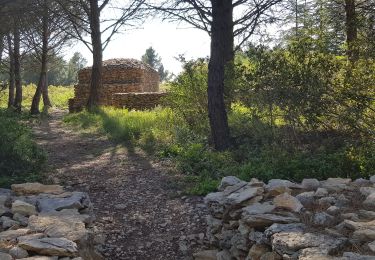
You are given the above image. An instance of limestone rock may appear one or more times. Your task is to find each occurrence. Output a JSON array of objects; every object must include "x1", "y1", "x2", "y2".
[
  {"x1": 296, "y1": 192, "x2": 315, "y2": 208},
  {"x1": 259, "y1": 252, "x2": 282, "y2": 260},
  {"x1": 17, "y1": 233, "x2": 45, "y2": 243},
  {"x1": 368, "y1": 240, "x2": 375, "y2": 253},
  {"x1": 312, "y1": 212, "x2": 335, "y2": 226},
  {"x1": 271, "y1": 232, "x2": 346, "y2": 256},
  {"x1": 301, "y1": 179, "x2": 320, "y2": 191},
  {"x1": 28, "y1": 213, "x2": 87, "y2": 242},
  {"x1": 242, "y1": 202, "x2": 275, "y2": 215},
  {"x1": 218, "y1": 176, "x2": 245, "y2": 191},
  {"x1": 12, "y1": 200, "x2": 37, "y2": 216},
  {"x1": 327, "y1": 206, "x2": 340, "y2": 216},
  {"x1": 360, "y1": 187, "x2": 375, "y2": 197},
  {"x1": 264, "y1": 223, "x2": 306, "y2": 237},
  {"x1": 248, "y1": 244, "x2": 271, "y2": 260},
  {"x1": 11, "y1": 183, "x2": 64, "y2": 196},
  {"x1": 273, "y1": 193, "x2": 303, "y2": 212},
  {"x1": 1, "y1": 216, "x2": 20, "y2": 229},
  {"x1": 0, "y1": 228, "x2": 31, "y2": 241},
  {"x1": 242, "y1": 213, "x2": 299, "y2": 228},
  {"x1": 363, "y1": 193, "x2": 375, "y2": 210},
  {"x1": 13, "y1": 213, "x2": 29, "y2": 226},
  {"x1": 370, "y1": 176, "x2": 375, "y2": 184},
  {"x1": 19, "y1": 237, "x2": 78, "y2": 257},
  {"x1": 0, "y1": 252, "x2": 13, "y2": 260},
  {"x1": 36, "y1": 192, "x2": 90, "y2": 213},
  {"x1": 321, "y1": 178, "x2": 351, "y2": 192},
  {"x1": 9, "y1": 246, "x2": 29, "y2": 258},
  {"x1": 314, "y1": 188, "x2": 329, "y2": 197},
  {"x1": 216, "y1": 250, "x2": 231, "y2": 260},
  {"x1": 342, "y1": 252, "x2": 375, "y2": 259},
  {"x1": 226, "y1": 186, "x2": 263, "y2": 206},
  {"x1": 193, "y1": 250, "x2": 218, "y2": 260},
  {"x1": 0, "y1": 205, "x2": 10, "y2": 216},
  {"x1": 18, "y1": 257, "x2": 58, "y2": 260}
]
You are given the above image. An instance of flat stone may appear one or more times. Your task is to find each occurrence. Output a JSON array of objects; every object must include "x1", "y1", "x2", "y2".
[
  {"x1": 17, "y1": 233, "x2": 45, "y2": 243},
  {"x1": 242, "y1": 202, "x2": 275, "y2": 215},
  {"x1": 342, "y1": 252, "x2": 375, "y2": 259},
  {"x1": 264, "y1": 223, "x2": 306, "y2": 237},
  {"x1": 363, "y1": 193, "x2": 375, "y2": 209},
  {"x1": 0, "y1": 228, "x2": 31, "y2": 241},
  {"x1": 216, "y1": 250, "x2": 231, "y2": 260},
  {"x1": 315, "y1": 188, "x2": 329, "y2": 197},
  {"x1": 271, "y1": 232, "x2": 346, "y2": 256},
  {"x1": 1, "y1": 216, "x2": 20, "y2": 229},
  {"x1": 353, "y1": 229, "x2": 375, "y2": 241},
  {"x1": 313, "y1": 212, "x2": 335, "y2": 226},
  {"x1": 13, "y1": 213, "x2": 29, "y2": 226},
  {"x1": 193, "y1": 249, "x2": 218, "y2": 260},
  {"x1": 298, "y1": 248, "x2": 341, "y2": 260},
  {"x1": 0, "y1": 195, "x2": 10, "y2": 206},
  {"x1": 321, "y1": 178, "x2": 351, "y2": 192},
  {"x1": 296, "y1": 192, "x2": 315, "y2": 207},
  {"x1": 242, "y1": 213, "x2": 299, "y2": 228},
  {"x1": 368, "y1": 240, "x2": 375, "y2": 253},
  {"x1": 301, "y1": 179, "x2": 320, "y2": 191},
  {"x1": 12, "y1": 200, "x2": 37, "y2": 216},
  {"x1": 327, "y1": 206, "x2": 340, "y2": 216},
  {"x1": 0, "y1": 205, "x2": 10, "y2": 216},
  {"x1": 19, "y1": 237, "x2": 78, "y2": 257},
  {"x1": 226, "y1": 186, "x2": 263, "y2": 206},
  {"x1": 36, "y1": 192, "x2": 90, "y2": 213},
  {"x1": 18, "y1": 257, "x2": 58, "y2": 260},
  {"x1": 28, "y1": 213, "x2": 87, "y2": 242},
  {"x1": 0, "y1": 252, "x2": 12, "y2": 260},
  {"x1": 12, "y1": 183, "x2": 64, "y2": 196},
  {"x1": 266, "y1": 179, "x2": 301, "y2": 189},
  {"x1": 358, "y1": 210, "x2": 375, "y2": 220},
  {"x1": 9, "y1": 246, "x2": 29, "y2": 258},
  {"x1": 248, "y1": 244, "x2": 271, "y2": 260},
  {"x1": 370, "y1": 176, "x2": 375, "y2": 184},
  {"x1": 273, "y1": 193, "x2": 303, "y2": 212},
  {"x1": 360, "y1": 187, "x2": 375, "y2": 197},
  {"x1": 218, "y1": 176, "x2": 245, "y2": 191},
  {"x1": 204, "y1": 192, "x2": 226, "y2": 205},
  {"x1": 260, "y1": 252, "x2": 282, "y2": 260}
]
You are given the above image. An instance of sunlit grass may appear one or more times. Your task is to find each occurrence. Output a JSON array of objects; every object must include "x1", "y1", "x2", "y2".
[{"x1": 0, "y1": 84, "x2": 74, "y2": 110}]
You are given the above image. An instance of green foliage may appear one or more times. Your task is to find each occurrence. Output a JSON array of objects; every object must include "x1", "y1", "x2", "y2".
[
  {"x1": 164, "y1": 58, "x2": 209, "y2": 136},
  {"x1": 0, "y1": 110, "x2": 45, "y2": 187}
]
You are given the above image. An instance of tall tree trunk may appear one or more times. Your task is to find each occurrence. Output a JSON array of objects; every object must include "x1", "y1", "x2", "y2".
[
  {"x1": 345, "y1": 0, "x2": 358, "y2": 62},
  {"x1": 86, "y1": 0, "x2": 103, "y2": 111},
  {"x1": 7, "y1": 34, "x2": 15, "y2": 108},
  {"x1": 207, "y1": 0, "x2": 233, "y2": 151},
  {"x1": 13, "y1": 25, "x2": 22, "y2": 112},
  {"x1": 42, "y1": 75, "x2": 51, "y2": 108},
  {"x1": 31, "y1": 1, "x2": 49, "y2": 115}
]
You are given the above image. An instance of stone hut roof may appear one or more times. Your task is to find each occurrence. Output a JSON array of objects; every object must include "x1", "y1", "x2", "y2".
[{"x1": 81, "y1": 58, "x2": 157, "y2": 72}]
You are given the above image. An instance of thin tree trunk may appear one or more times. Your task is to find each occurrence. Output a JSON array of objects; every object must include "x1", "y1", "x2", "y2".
[
  {"x1": 7, "y1": 34, "x2": 15, "y2": 108},
  {"x1": 345, "y1": 0, "x2": 358, "y2": 62},
  {"x1": 207, "y1": 0, "x2": 233, "y2": 151},
  {"x1": 86, "y1": 0, "x2": 103, "y2": 111},
  {"x1": 31, "y1": 1, "x2": 50, "y2": 115},
  {"x1": 13, "y1": 25, "x2": 22, "y2": 112},
  {"x1": 42, "y1": 75, "x2": 51, "y2": 108}
]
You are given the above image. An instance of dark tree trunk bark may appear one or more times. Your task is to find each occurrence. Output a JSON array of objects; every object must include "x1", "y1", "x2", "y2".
[
  {"x1": 13, "y1": 26, "x2": 22, "y2": 112},
  {"x1": 31, "y1": 2, "x2": 50, "y2": 115},
  {"x1": 345, "y1": 0, "x2": 358, "y2": 62},
  {"x1": 7, "y1": 34, "x2": 15, "y2": 108},
  {"x1": 207, "y1": 0, "x2": 233, "y2": 151},
  {"x1": 86, "y1": 0, "x2": 103, "y2": 111}
]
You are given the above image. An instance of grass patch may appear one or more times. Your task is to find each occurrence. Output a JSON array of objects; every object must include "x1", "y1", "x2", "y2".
[
  {"x1": 0, "y1": 84, "x2": 74, "y2": 110},
  {"x1": 0, "y1": 109, "x2": 46, "y2": 188}
]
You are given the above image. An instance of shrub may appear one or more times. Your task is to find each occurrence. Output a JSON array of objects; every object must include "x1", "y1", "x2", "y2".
[{"x1": 0, "y1": 110, "x2": 45, "y2": 187}]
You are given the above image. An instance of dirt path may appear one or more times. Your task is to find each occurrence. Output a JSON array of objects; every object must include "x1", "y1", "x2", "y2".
[{"x1": 32, "y1": 109, "x2": 208, "y2": 260}]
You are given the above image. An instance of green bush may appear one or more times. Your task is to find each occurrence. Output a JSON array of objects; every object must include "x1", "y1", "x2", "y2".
[{"x1": 0, "y1": 110, "x2": 45, "y2": 187}]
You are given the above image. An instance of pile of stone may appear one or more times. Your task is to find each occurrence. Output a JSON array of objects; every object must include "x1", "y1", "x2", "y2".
[
  {"x1": 198, "y1": 175, "x2": 375, "y2": 260},
  {"x1": 0, "y1": 183, "x2": 102, "y2": 260},
  {"x1": 69, "y1": 58, "x2": 161, "y2": 112}
]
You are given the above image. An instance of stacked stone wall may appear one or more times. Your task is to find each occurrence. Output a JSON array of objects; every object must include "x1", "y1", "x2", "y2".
[
  {"x1": 111, "y1": 92, "x2": 167, "y2": 110},
  {"x1": 70, "y1": 59, "x2": 161, "y2": 112}
]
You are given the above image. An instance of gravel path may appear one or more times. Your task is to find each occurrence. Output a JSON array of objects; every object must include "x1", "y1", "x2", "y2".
[{"x1": 32, "y1": 109, "x2": 208, "y2": 260}]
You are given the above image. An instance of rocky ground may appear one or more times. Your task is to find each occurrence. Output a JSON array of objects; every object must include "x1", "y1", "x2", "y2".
[{"x1": 32, "y1": 109, "x2": 209, "y2": 260}]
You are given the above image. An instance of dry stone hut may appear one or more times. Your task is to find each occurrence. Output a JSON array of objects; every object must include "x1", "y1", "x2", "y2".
[{"x1": 69, "y1": 58, "x2": 166, "y2": 112}]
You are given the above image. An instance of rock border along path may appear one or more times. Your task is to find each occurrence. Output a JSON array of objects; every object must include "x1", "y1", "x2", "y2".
[{"x1": 32, "y1": 110, "x2": 209, "y2": 260}]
